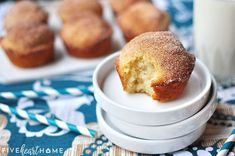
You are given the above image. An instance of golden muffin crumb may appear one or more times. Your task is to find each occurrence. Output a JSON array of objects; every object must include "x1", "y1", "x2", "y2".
[
  {"x1": 1, "y1": 23, "x2": 54, "y2": 68},
  {"x1": 60, "y1": 12, "x2": 113, "y2": 58},
  {"x1": 109, "y1": 0, "x2": 151, "y2": 14},
  {"x1": 4, "y1": 0, "x2": 48, "y2": 31},
  {"x1": 117, "y1": 1, "x2": 170, "y2": 41},
  {"x1": 58, "y1": 0, "x2": 103, "y2": 23},
  {"x1": 116, "y1": 31, "x2": 195, "y2": 102}
]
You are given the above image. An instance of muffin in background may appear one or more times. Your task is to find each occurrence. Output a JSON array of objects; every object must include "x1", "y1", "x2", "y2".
[
  {"x1": 60, "y1": 12, "x2": 113, "y2": 58},
  {"x1": 58, "y1": 0, "x2": 103, "y2": 23},
  {"x1": 0, "y1": 23, "x2": 55, "y2": 68},
  {"x1": 109, "y1": 0, "x2": 151, "y2": 15},
  {"x1": 4, "y1": 0, "x2": 48, "y2": 31},
  {"x1": 117, "y1": 1, "x2": 170, "y2": 41}
]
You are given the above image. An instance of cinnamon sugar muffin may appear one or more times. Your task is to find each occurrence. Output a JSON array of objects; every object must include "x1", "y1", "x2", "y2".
[
  {"x1": 109, "y1": 0, "x2": 151, "y2": 14},
  {"x1": 60, "y1": 12, "x2": 113, "y2": 58},
  {"x1": 4, "y1": 0, "x2": 48, "y2": 31},
  {"x1": 117, "y1": 2, "x2": 170, "y2": 41},
  {"x1": 58, "y1": 0, "x2": 103, "y2": 23},
  {"x1": 116, "y1": 31, "x2": 195, "y2": 102},
  {"x1": 0, "y1": 24, "x2": 54, "y2": 68}
]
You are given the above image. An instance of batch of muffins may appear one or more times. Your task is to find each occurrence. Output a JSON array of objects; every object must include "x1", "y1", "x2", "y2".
[{"x1": 0, "y1": 0, "x2": 170, "y2": 68}]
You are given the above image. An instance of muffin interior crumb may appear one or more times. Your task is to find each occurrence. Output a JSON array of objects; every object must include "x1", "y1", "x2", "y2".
[{"x1": 123, "y1": 57, "x2": 156, "y2": 96}]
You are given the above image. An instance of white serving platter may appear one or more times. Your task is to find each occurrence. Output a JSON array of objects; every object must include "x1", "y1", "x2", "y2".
[
  {"x1": 93, "y1": 52, "x2": 212, "y2": 125},
  {"x1": 97, "y1": 105, "x2": 206, "y2": 154},
  {"x1": 104, "y1": 76, "x2": 217, "y2": 140},
  {"x1": 0, "y1": 0, "x2": 125, "y2": 84}
]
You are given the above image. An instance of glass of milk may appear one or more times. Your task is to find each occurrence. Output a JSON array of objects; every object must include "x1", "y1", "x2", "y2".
[{"x1": 194, "y1": 0, "x2": 235, "y2": 85}]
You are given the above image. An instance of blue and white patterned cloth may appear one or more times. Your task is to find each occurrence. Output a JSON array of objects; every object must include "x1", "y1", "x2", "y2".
[{"x1": 0, "y1": 1, "x2": 235, "y2": 156}]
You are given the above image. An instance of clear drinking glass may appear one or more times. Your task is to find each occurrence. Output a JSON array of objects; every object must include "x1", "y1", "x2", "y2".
[{"x1": 194, "y1": 0, "x2": 235, "y2": 85}]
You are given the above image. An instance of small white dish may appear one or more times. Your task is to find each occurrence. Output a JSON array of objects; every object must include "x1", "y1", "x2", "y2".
[
  {"x1": 97, "y1": 105, "x2": 206, "y2": 154},
  {"x1": 104, "y1": 76, "x2": 217, "y2": 140},
  {"x1": 93, "y1": 52, "x2": 212, "y2": 125}
]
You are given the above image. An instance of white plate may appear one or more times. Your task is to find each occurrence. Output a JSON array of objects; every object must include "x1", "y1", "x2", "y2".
[
  {"x1": 105, "y1": 76, "x2": 217, "y2": 140},
  {"x1": 97, "y1": 105, "x2": 206, "y2": 154},
  {"x1": 93, "y1": 52, "x2": 212, "y2": 125},
  {"x1": 0, "y1": 38, "x2": 108, "y2": 84},
  {"x1": 0, "y1": 0, "x2": 125, "y2": 84}
]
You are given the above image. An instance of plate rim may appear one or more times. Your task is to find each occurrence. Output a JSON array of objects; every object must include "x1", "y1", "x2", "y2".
[{"x1": 96, "y1": 105, "x2": 206, "y2": 154}]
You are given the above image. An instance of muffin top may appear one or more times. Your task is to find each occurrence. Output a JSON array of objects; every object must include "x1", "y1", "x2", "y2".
[
  {"x1": 4, "y1": 0, "x2": 48, "y2": 31},
  {"x1": 1, "y1": 23, "x2": 54, "y2": 55},
  {"x1": 119, "y1": 31, "x2": 195, "y2": 82},
  {"x1": 61, "y1": 12, "x2": 112, "y2": 49},
  {"x1": 117, "y1": 2, "x2": 170, "y2": 39},
  {"x1": 58, "y1": 0, "x2": 103, "y2": 23},
  {"x1": 109, "y1": 0, "x2": 150, "y2": 14}
]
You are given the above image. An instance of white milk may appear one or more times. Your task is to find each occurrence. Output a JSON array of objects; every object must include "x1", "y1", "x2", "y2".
[{"x1": 194, "y1": 0, "x2": 235, "y2": 83}]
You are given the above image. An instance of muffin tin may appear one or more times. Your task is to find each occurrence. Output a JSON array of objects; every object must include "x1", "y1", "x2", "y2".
[{"x1": 93, "y1": 52, "x2": 217, "y2": 154}]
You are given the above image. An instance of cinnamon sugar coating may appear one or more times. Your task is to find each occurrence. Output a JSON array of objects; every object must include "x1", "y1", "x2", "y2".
[
  {"x1": 1, "y1": 23, "x2": 54, "y2": 54},
  {"x1": 4, "y1": 0, "x2": 48, "y2": 31},
  {"x1": 109, "y1": 0, "x2": 150, "y2": 14},
  {"x1": 117, "y1": 1, "x2": 170, "y2": 41},
  {"x1": 116, "y1": 31, "x2": 195, "y2": 101},
  {"x1": 60, "y1": 12, "x2": 113, "y2": 58},
  {"x1": 58, "y1": 0, "x2": 103, "y2": 23},
  {"x1": 1, "y1": 23, "x2": 54, "y2": 68}
]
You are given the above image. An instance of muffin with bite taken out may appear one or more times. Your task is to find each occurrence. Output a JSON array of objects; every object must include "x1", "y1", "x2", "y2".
[{"x1": 116, "y1": 31, "x2": 195, "y2": 102}]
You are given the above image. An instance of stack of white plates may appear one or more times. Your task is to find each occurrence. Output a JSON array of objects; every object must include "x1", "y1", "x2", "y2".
[{"x1": 93, "y1": 52, "x2": 217, "y2": 154}]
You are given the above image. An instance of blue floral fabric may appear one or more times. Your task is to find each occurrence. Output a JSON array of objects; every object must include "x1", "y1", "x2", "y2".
[
  {"x1": 0, "y1": 73, "x2": 96, "y2": 156},
  {"x1": 0, "y1": 0, "x2": 235, "y2": 156}
]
